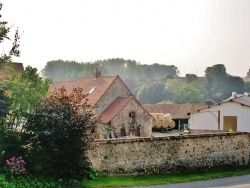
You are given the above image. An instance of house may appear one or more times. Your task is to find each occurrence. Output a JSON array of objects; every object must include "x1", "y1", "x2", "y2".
[
  {"x1": 188, "y1": 93, "x2": 250, "y2": 132},
  {"x1": 0, "y1": 62, "x2": 24, "y2": 79},
  {"x1": 142, "y1": 103, "x2": 207, "y2": 130},
  {"x1": 50, "y1": 68, "x2": 153, "y2": 139}
]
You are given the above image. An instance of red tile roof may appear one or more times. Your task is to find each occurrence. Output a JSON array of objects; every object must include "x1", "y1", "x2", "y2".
[
  {"x1": 99, "y1": 97, "x2": 132, "y2": 123},
  {"x1": 50, "y1": 76, "x2": 118, "y2": 106},
  {"x1": 143, "y1": 103, "x2": 207, "y2": 119}
]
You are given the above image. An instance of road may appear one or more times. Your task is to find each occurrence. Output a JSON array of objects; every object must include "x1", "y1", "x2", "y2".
[{"x1": 132, "y1": 174, "x2": 250, "y2": 188}]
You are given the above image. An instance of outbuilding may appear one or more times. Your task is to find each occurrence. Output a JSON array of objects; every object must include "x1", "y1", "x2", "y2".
[
  {"x1": 143, "y1": 103, "x2": 207, "y2": 130},
  {"x1": 188, "y1": 93, "x2": 250, "y2": 132}
]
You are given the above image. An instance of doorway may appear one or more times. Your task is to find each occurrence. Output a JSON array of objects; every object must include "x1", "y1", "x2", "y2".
[{"x1": 223, "y1": 116, "x2": 237, "y2": 131}]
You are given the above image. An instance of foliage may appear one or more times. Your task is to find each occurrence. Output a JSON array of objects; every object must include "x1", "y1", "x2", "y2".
[
  {"x1": 185, "y1": 73, "x2": 198, "y2": 84},
  {"x1": 0, "y1": 88, "x2": 10, "y2": 126},
  {"x1": 0, "y1": 2, "x2": 21, "y2": 64},
  {"x1": 42, "y1": 58, "x2": 179, "y2": 91},
  {"x1": 25, "y1": 87, "x2": 96, "y2": 179},
  {"x1": 203, "y1": 98, "x2": 216, "y2": 106},
  {"x1": 42, "y1": 59, "x2": 248, "y2": 104},
  {"x1": 3, "y1": 66, "x2": 51, "y2": 131},
  {"x1": 137, "y1": 82, "x2": 166, "y2": 104},
  {"x1": 0, "y1": 173, "x2": 81, "y2": 188},
  {"x1": 41, "y1": 60, "x2": 84, "y2": 81},
  {"x1": 205, "y1": 64, "x2": 245, "y2": 102},
  {"x1": 173, "y1": 84, "x2": 206, "y2": 104}
]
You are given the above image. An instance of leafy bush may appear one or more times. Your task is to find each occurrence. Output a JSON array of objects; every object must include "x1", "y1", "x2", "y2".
[{"x1": 25, "y1": 87, "x2": 96, "y2": 179}]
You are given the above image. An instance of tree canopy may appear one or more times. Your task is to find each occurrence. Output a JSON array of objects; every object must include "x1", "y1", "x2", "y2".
[
  {"x1": 0, "y1": 2, "x2": 21, "y2": 64},
  {"x1": 2, "y1": 66, "x2": 51, "y2": 131},
  {"x1": 205, "y1": 64, "x2": 245, "y2": 102}
]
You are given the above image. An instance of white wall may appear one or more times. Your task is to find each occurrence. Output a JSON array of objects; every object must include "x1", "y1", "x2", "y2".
[{"x1": 189, "y1": 102, "x2": 250, "y2": 131}]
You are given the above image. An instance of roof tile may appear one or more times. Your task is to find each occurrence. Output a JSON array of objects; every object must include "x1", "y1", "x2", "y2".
[{"x1": 143, "y1": 103, "x2": 207, "y2": 119}]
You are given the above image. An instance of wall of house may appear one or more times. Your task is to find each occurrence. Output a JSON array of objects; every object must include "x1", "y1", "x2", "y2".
[
  {"x1": 110, "y1": 99, "x2": 152, "y2": 137},
  {"x1": 95, "y1": 78, "x2": 132, "y2": 115},
  {"x1": 95, "y1": 100, "x2": 152, "y2": 139},
  {"x1": 86, "y1": 132, "x2": 250, "y2": 174},
  {"x1": 189, "y1": 102, "x2": 250, "y2": 131}
]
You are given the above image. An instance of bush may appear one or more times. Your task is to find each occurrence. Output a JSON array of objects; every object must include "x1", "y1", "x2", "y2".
[{"x1": 24, "y1": 87, "x2": 96, "y2": 179}]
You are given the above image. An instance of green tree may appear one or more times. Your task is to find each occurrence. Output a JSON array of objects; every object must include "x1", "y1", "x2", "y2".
[
  {"x1": 42, "y1": 58, "x2": 180, "y2": 94},
  {"x1": 173, "y1": 83, "x2": 206, "y2": 104},
  {"x1": 4, "y1": 66, "x2": 51, "y2": 131},
  {"x1": 205, "y1": 64, "x2": 245, "y2": 102},
  {"x1": 164, "y1": 79, "x2": 184, "y2": 102},
  {"x1": 25, "y1": 87, "x2": 96, "y2": 179},
  {"x1": 0, "y1": 88, "x2": 10, "y2": 126},
  {"x1": 0, "y1": 2, "x2": 21, "y2": 64},
  {"x1": 137, "y1": 84, "x2": 149, "y2": 104},
  {"x1": 185, "y1": 73, "x2": 198, "y2": 84},
  {"x1": 137, "y1": 82, "x2": 166, "y2": 104}
]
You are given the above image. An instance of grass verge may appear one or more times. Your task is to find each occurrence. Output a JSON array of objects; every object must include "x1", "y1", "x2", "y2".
[{"x1": 84, "y1": 166, "x2": 250, "y2": 188}]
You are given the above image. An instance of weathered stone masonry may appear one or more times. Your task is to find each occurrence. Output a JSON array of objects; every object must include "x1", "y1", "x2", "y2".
[{"x1": 86, "y1": 132, "x2": 250, "y2": 174}]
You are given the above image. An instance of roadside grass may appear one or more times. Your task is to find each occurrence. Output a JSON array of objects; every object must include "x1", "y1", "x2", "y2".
[{"x1": 84, "y1": 166, "x2": 250, "y2": 188}]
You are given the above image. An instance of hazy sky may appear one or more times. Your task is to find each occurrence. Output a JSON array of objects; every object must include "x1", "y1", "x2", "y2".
[{"x1": 2, "y1": 0, "x2": 250, "y2": 77}]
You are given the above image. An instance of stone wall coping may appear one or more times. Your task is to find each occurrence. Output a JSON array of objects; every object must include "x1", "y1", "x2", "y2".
[{"x1": 91, "y1": 132, "x2": 250, "y2": 145}]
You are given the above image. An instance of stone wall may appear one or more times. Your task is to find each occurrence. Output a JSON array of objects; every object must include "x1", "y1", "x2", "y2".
[
  {"x1": 86, "y1": 132, "x2": 250, "y2": 174},
  {"x1": 190, "y1": 129, "x2": 221, "y2": 134}
]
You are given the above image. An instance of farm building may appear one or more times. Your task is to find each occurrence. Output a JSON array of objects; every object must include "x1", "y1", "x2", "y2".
[
  {"x1": 188, "y1": 93, "x2": 250, "y2": 132},
  {"x1": 143, "y1": 103, "x2": 207, "y2": 130},
  {"x1": 0, "y1": 62, "x2": 24, "y2": 79},
  {"x1": 50, "y1": 68, "x2": 153, "y2": 139}
]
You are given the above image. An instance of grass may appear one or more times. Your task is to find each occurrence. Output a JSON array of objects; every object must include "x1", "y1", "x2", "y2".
[
  {"x1": 1, "y1": 166, "x2": 250, "y2": 187},
  {"x1": 84, "y1": 166, "x2": 250, "y2": 188}
]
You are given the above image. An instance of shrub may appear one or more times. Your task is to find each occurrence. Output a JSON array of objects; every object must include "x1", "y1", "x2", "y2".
[{"x1": 25, "y1": 87, "x2": 96, "y2": 179}]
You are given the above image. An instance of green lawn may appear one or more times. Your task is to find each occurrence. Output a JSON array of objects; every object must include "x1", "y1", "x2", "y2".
[{"x1": 84, "y1": 166, "x2": 250, "y2": 188}]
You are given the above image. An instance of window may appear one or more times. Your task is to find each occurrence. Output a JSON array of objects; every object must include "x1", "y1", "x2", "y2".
[{"x1": 129, "y1": 111, "x2": 136, "y2": 124}]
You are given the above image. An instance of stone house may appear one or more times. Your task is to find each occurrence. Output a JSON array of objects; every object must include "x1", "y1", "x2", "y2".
[
  {"x1": 50, "y1": 68, "x2": 153, "y2": 139},
  {"x1": 189, "y1": 93, "x2": 250, "y2": 132},
  {"x1": 143, "y1": 103, "x2": 207, "y2": 130}
]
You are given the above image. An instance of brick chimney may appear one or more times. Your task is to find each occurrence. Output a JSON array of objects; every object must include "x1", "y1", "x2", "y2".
[{"x1": 93, "y1": 68, "x2": 101, "y2": 78}]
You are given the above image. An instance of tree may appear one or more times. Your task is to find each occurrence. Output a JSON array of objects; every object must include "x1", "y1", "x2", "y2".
[
  {"x1": 205, "y1": 64, "x2": 245, "y2": 102},
  {"x1": 185, "y1": 73, "x2": 198, "y2": 84},
  {"x1": 0, "y1": 87, "x2": 10, "y2": 126},
  {"x1": 137, "y1": 82, "x2": 166, "y2": 104},
  {"x1": 0, "y1": 2, "x2": 21, "y2": 64},
  {"x1": 246, "y1": 69, "x2": 250, "y2": 78},
  {"x1": 173, "y1": 84, "x2": 205, "y2": 104},
  {"x1": 164, "y1": 79, "x2": 184, "y2": 102},
  {"x1": 25, "y1": 87, "x2": 96, "y2": 179},
  {"x1": 3, "y1": 66, "x2": 51, "y2": 131},
  {"x1": 137, "y1": 84, "x2": 149, "y2": 104},
  {"x1": 42, "y1": 58, "x2": 180, "y2": 94}
]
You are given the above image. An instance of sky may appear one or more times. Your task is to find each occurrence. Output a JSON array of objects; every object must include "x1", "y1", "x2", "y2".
[{"x1": 1, "y1": 0, "x2": 250, "y2": 77}]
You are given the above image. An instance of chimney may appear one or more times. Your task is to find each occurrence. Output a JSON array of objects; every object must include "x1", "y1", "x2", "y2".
[
  {"x1": 93, "y1": 68, "x2": 101, "y2": 78},
  {"x1": 232, "y1": 92, "x2": 236, "y2": 96},
  {"x1": 232, "y1": 92, "x2": 237, "y2": 99}
]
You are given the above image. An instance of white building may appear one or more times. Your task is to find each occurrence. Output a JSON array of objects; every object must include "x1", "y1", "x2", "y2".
[{"x1": 189, "y1": 93, "x2": 250, "y2": 132}]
